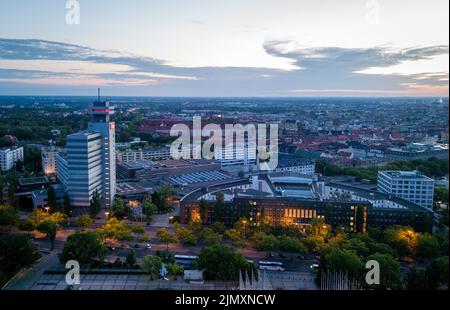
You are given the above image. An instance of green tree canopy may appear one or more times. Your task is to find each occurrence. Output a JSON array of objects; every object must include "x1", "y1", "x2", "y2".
[
  {"x1": 198, "y1": 244, "x2": 254, "y2": 281},
  {"x1": 0, "y1": 234, "x2": 40, "y2": 286},
  {"x1": 367, "y1": 253, "x2": 402, "y2": 289},
  {"x1": 0, "y1": 204, "x2": 19, "y2": 228},
  {"x1": 324, "y1": 248, "x2": 364, "y2": 280},
  {"x1": 141, "y1": 255, "x2": 162, "y2": 280},
  {"x1": 156, "y1": 228, "x2": 177, "y2": 250},
  {"x1": 59, "y1": 232, "x2": 106, "y2": 264},
  {"x1": 96, "y1": 217, "x2": 133, "y2": 241}
]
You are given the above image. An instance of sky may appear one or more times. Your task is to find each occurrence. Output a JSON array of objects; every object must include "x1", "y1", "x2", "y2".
[{"x1": 0, "y1": 0, "x2": 448, "y2": 96}]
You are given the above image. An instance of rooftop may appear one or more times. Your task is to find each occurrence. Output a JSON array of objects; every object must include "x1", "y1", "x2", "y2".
[
  {"x1": 327, "y1": 182, "x2": 428, "y2": 212},
  {"x1": 379, "y1": 170, "x2": 433, "y2": 180},
  {"x1": 19, "y1": 176, "x2": 49, "y2": 186}
]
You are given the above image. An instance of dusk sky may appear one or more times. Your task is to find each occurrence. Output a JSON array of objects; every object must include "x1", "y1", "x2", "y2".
[{"x1": 0, "y1": 0, "x2": 448, "y2": 96}]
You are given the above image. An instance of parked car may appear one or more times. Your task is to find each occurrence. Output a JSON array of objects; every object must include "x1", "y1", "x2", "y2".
[{"x1": 146, "y1": 243, "x2": 152, "y2": 249}]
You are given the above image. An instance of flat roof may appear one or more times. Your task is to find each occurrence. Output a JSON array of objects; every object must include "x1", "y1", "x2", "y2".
[
  {"x1": 327, "y1": 182, "x2": 428, "y2": 212},
  {"x1": 19, "y1": 176, "x2": 49, "y2": 186},
  {"x1": 379, "y1": 170, "x2": 433, "y2": 180}
]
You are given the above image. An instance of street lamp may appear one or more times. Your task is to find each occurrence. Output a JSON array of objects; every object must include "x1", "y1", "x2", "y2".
[
  {"x1": 105, "y1": 211, "x2": 110, "y2": 220},
  {"x1": 44, "y1": 206, "x2": 50, "y2": 213},
  {"x1": 242, "y1": 220, "x2": 247, "y2": 238}
]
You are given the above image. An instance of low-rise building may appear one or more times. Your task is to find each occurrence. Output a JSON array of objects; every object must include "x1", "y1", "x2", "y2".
[{"x1": 377, "y1": 170, "x2": 434, "y2": 210}]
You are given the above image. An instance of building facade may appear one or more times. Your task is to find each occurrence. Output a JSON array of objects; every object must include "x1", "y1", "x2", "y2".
[
  {"x1": 41, "y1": 146, "x2": 60, "y2": 177},
  {"x1": 0, "y1": 146, "x2": 24, "y2": 171},
  {"x1": 377, "y1": 170, "x2": 435, "y2": 210},
  {"x1": 56, "y1": 93, "x2": 116, "y2": 208}
]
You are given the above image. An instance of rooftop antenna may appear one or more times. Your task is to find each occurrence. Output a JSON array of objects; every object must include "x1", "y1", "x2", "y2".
[{"x1": 97, "y1": 88, "x2": 101, "y2": 101}]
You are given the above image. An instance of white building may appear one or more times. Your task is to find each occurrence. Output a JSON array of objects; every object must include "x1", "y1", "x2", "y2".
[
  {"x1": 56, "y1": 92, "x2": 116, "y2": 208},
  {"x1": 41, "y1": 146, "x2": 60, "y2": 176},
  {"x1": 0, "y1": 146, "x2": 24, "y2": 171},
  {"x1": 377, "y1": 170, "x2": 434, "y2": 210},
  {"x1": 117, "y1": 147, "x2": 172, "y2": 163}
]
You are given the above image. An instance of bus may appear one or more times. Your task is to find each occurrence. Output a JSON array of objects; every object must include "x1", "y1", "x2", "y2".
[
  {"x1": 174, "y1": 255, "x2": 198, "y2": 267},
  {"x1": 258, "y1": 261, "x2": 285, "y2": 271}
]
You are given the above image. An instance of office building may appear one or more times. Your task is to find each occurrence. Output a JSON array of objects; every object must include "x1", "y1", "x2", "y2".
[
  {"x1": 56, "y1": 91, "x2": 116, "y2": 208},
  {"x1": 0, "y1": 146, "x2": 24, "y2": 171},
  {"x1": 377, "y1": 170, "x2": 435, "y2": 210},
  {"x1": 41, "y1": 146, "x2": 60, "y2": 177}
]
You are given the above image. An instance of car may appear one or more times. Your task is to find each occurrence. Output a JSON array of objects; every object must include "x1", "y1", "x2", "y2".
[
  {"x1": 310, "y1": 264, "x2": 319, "y2": 274},
  {"x1": 279, "y1": 253, "x2": 287, "y2": 259},
  {"x1": 146, "y1": 243, "x2": 152, "y2": 249},
  {"x1": 297, "y1": 255, "x2": 304, "y2": 260},
  {"x1": 134, "y1": 244, "x2": 139, "y2": 249}
]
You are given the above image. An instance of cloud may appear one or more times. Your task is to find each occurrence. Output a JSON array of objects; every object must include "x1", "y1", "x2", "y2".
[{"x1": 0, "y1": 38, "x2": 448, "y2": 96}]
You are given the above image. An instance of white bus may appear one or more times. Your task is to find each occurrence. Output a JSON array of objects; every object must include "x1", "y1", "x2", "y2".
[
  {"x1": 258, "y1": 261, "x2": 285, "y2": 271},
  {"x1": 175, "y1": 255, "x2": 198, "y2": 267}
]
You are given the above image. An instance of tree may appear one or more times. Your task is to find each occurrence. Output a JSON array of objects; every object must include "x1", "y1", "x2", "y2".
[
  {"x1": 126, "y1": 250, "x2": 137, "y2": 266},
  {"x1": 198, "y1": 244, "x2": 255, "y2": 281},
  {"x1": 0, "y1": 235, "x2": 40, "y2": 286},
  {"x1": 0, "y1": 204, "x2": 19, "y2": 228},
  {"x1": 416, "y1": 234, "x2": 440, "y2": 260},
  {"x1": 155, "y1": 250, "x2": 175, "y2": 264},
  {"x1": 131, "y1": 224, "x2": 145, "y2": 235},
  {"x1": 175, "y1": 226, "x2": 197, "y2": 245},
  {"x1": 97, "y1": 217, "x2": 133, "y2": 241},
  {"x1": 60, "y1": 232, "x2": 106, "y2": 264},
  {"x1": 199, "y1": 199, "x2": 208, "y2": 224},
  {"x1": 224, "y1": 228, "x2": 243, "y2": 242},
  {"x1": 252, "y1": 231, "x2": 279, "y2": 251},
  {"x1": 89, "y1": 189, "x2": 102, "y2": 218},
  {"x1": 324, "y1": 248, "x2": 364, "y2": 281},
  {"x1": 141, "y1": 255, "x2": 162, "y2": 280},
  {"x1": 278, "y1": 235, "x2": 307, "y2": 259},
  {"x1": 155, "y1": 185, "x2": 176, "y2": 213},
  {"x1": 383, "y1": 226, "x2": 418, "y2": 257},
  {"x1": 75, "y1": 215, "x2": 93, "y2": 229},
  {"x1": 142, "y1": 198, "x2": 157, "y2": 220},
  {"x1": 167, "y1": 263, "x2": 184, "y2": 277},
  {"x1": 62, "y1": 193, "x2": 72, "y2": 216},
  {"x1": 425, "y1": 256, "x2": 449, "y2": 289},
  {"x1": 47, "y1": 186, "x2": 57, "y2": 213},
  {"x1": 214, "y1": 192, "x2": 226, "y2": 222},
  {"x1": 201, "y1": 228, "x2": 222, "y2": 246},
  {"x1": 37, "y1": 220, "x2": 58, "y2": 250},
  {"x1": 347, "y1": 237, "x2": 369, "y2": 258},
  {"x1": 156, "y1": 228, "x2": 176, "y2": 250},
  {"x1": 210, "y1": 222, "x2": 226, "y2": 234},
  {"x1": 367, "y1": 253, "x2": 402, "y2": 289},
  {"x1": 18, "y1": 219, "x2": 35, "y2": 235},
  {"x1": 112, "y1": 197, "x2": 125, "y2": 218}
]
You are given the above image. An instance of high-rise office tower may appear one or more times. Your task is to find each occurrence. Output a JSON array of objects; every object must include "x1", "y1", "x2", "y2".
[
  {"x1": 57, "y1": 90, "x2": 116, "y2": 208},
  {"x1": 88, "y1": 89, "x2": 116, "y2": 208}
]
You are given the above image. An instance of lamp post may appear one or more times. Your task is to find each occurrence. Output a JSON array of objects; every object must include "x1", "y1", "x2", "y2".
[{"x1": 105, "y1": 210, "x2": 110, "y2": 221}]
